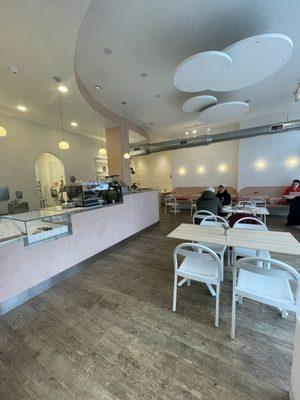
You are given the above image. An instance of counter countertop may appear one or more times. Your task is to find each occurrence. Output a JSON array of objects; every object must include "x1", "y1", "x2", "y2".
[
  {"x1": 43, "y1": 189, "x2": 157, "y2": 215},
  {"x1": 0, "y1": 189, "x2": 158, "y2": 245}
]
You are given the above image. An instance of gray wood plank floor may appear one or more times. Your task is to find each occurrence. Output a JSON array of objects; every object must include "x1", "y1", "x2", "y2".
[{"x1": 0, "y1": 210, "x2": 299, "y2": 400}]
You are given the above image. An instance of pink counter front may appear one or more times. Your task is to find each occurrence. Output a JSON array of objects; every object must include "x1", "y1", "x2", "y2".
[{"x1": 0, "y1": 190, "x2": 159, "y2": 314}]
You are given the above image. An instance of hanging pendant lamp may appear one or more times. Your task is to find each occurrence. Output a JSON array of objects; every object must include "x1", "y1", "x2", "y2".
[
  {"x1": 55, "y1": 79, "x2": 69, "y2": 150},
  {"x1": 0, "y1": 126, "x2": 7, "y2": 137},
  {"x1": 121, "y1": 101, "x2": 130, "y2": 159},
  {"x1": 95, "y1": 85, "x2": 107, "y2": 156}
]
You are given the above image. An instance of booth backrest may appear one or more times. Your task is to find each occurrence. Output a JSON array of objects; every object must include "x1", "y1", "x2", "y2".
[
  {"x1": 172, "y1": 186, "x2": 238, "y2": 199},
  {"x1": 238, "y1": 186, "x2": 286, "y2": 203}
]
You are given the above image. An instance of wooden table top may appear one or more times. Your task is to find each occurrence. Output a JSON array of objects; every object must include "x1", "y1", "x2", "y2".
[
  {"x1": 167, "y1": 223, "x2": 227, "y2": 245},
  {"x1": 227, "y1": 229, "x2": 300, "y2": 255},
  {"x1": 222, "y1": 206, "x2": 270, "y2": 215},
  {"x1": 167, "y1": 223, "x2": 300, "y2": 255}
]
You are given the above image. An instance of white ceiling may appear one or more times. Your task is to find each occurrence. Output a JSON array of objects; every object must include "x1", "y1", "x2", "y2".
[
  {"x1": 1, "y1": 0, "x2": 300, "y2": 145},
  {"x1": 75, "y1": 0, "x2": 300, "y2": 140},
  {"x1": 0, "y1": 0, "x2": 116, "y2": 142}
]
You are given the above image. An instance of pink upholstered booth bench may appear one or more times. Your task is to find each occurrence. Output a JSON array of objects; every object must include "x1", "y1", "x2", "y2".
[
  {"x1": 238, "y1": 186, "x2": 287, "y2": 203},
  {"x1": 238, "y1": 186, "x2": 289, "y2": 215},
  {"x1": 172, "y1": 187, "x2": 238, "y2": 209}
]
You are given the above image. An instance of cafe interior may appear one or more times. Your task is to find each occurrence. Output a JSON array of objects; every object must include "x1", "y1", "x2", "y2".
[{"x1": 0, "y1": 1, "x2": 300, "y2": 399}]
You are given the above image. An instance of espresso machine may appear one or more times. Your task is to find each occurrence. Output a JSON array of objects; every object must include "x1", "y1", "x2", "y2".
[{"x1": 64, "y1": 179, "x2": 122, "y2": 207}]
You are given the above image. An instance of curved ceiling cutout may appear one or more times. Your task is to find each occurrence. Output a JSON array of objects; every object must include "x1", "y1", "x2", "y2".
[
  {"x1": 210, "y1": 33, "x2": 293, "y2": 91},
  {"x1": 74, "y1": 0, "x2": 300, "y2": 140},
  {"x1": 199, "y1": 101, "x2": 249, "y2": 123},
  {"x1": 173, "y1": 51, "x2": 232, "y2": 92},
  {"x1": 182, "y1": 95, "x2": 217, "y2": 113}
]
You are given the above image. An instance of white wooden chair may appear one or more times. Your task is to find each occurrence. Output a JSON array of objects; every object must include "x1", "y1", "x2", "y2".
[
  {"x1": 192, "y1": 209, "x2": 214, "y2": 224},
  {"x1": 249, "y1": 196, "x2": 267, "y2": 222},
  {"x1": 250, "y1": 197, "x2": 267, "y2": 207},
  {"x1": 231, "y1": 256, "x2": 300, "y2": 339},
  {"x1": 173, "y1": 242, "x2": 222, "y2": 327},
  {"x1": 190, "y1": 195, "x2": 199, "y2": 216},
  {"x1": 232, "y1": 217, "x2": 270, "y2": 264},
  {"x1": 200, "y1": 215, "x2": 228, "y2": 281},
  {"x1": 237, "y1": 200, "x2": 255, "y2": 207},
  {"x1": 165, "y1": 195, "x2": 179, "y2": 214}
]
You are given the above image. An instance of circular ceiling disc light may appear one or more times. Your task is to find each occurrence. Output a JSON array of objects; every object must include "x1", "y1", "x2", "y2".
[
  {"x1": 173, "y1": 51, "x2": 232, "y2": 92},
  {"x1": 210, "y1": 33, "x2": 293, "y2": 91},
  {"x1": 182, "y1": 95, "x2": 217, "y2": 113},
  {"x1": 199, "y1": 101, "x2": 249, "y2": 123}
]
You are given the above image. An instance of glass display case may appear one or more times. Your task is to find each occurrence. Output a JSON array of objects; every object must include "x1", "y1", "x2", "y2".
[{"x1": 1, "y1": 210, "x2": 72, "y2": 246}]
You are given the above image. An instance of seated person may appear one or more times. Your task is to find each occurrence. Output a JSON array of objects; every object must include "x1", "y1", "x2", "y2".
[
  {"x1": 286, "y1": 196, "x2": 300, "y2": 226},
  {"x1": 216, "y1": 184, "x2": 232, "y2": 206},
  {"x1": 283, "y1": 179, "x2": 300, "y2": 195},
  {"x1": 196, "y1": 186, "x2": 222, "y2": 217}
]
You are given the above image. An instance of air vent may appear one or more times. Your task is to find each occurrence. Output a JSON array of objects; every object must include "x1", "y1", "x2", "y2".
[
  {"x1": 129, "y1": 119, "x2": 300, "y2": 156},
  {"x1": 270, "y1": 124, "x2": 284, "y2": 131}
]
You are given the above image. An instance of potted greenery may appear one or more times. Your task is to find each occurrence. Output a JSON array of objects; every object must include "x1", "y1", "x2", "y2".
[{"x1": 104, "y1": 189, "x2": 120, "y2": 204}]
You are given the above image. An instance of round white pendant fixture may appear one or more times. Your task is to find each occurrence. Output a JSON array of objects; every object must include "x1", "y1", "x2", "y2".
[
  {"x1": 58, "y1": 140, "x2": 70, "y2": 150},
  {"x1": 210, "y1": 33, "x2": 293, "y2": 91},
  {"x1": 199, "y1": 101, "x2": 249, "y2": 123},
  {"x1": 123, "y1": 152, "x2": 130, "y2": 159},
  {"x1": 173, "y1": 51, "x2": 232, "y2": 92},
  {"x1": 0, "y1": 126, "x2": 7, "y2": 137},
  {"x1": 98, "y1": 147, "x2": 107, "y2": 156},
  {"x1": 182, "y1": 95, "x2": 217, "y2": 113}
]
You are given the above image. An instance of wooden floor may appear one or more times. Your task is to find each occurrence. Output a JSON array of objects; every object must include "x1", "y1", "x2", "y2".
[{"x1": 1, "y1": 210, "x2": 299, "y2": 400}]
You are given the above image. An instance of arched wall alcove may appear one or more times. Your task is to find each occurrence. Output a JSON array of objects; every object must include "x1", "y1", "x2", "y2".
[{"x1": 34, "y1": 152, "x2": 66, "y2": 207}]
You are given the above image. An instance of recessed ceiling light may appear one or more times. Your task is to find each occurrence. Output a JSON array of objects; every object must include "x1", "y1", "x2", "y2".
[
  {"x1": 104, "y1": 48, "x2": 112, "y2": 55},
  {"x1": 58, "y1": 85, "x2": 68, "y2": 93},
  {"x1": 17, "y1": 105, "x2": 27, "y2": 112},
  {"x1": 192, "y1": 129, "x2": 197, "y2": 134},
  {"x1": 185, "y1": 131, "x2": 189, "y2": 135},
  {"x1": 140, "y1": 72, "x2": 147, "y2": 78},
  {"x1": 207, "y1": 127, "x2": 211, "y2": 131},
  {"x1": 95, "y1": 85, "x2": 102, "y2": 91},
  {"x1": 121, "y1": 101, "x2": 127, "y2": 105},
  {"x1": 70, "y1": 121, "x2": 78, "y2": 127}
]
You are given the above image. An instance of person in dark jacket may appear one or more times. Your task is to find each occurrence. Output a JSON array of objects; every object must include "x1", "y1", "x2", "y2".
[
  {"x1": 196, "y1": 187, "x2": 222, "y2": 215},
  {"x1": 286, "y1": 196, "x2": 300, "y2": 226},
  {"x1": 216, "y1": 184, "x2": 232, "y2": 206}
]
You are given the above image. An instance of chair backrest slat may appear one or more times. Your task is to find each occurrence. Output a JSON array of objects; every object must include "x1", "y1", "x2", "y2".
[
  {"x1": 238, "y1": 200, "x2": 255, "y2": 207},
  {"x1": 250, "y1": 197, "x2": 267, "y2": 207},
  {"x1": 233, "y1": 256, "x2": 300, "y2": 306},
  {"x1": 173, "y1": 242, "x2": 221, "y2": 276},
  {"x1": 201, "y1": 215, "x2": 229, "y2": 228},
  {"x1": 192, "y1": 210, "x2": 215, "y2": 224},
  {"x1": 233, "y1": 216, "x2": 267, "y2": 231}
]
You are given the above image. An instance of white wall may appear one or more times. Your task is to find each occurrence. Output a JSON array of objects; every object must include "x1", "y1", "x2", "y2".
[
  {"x1": 171, "y1": 141, "x2": 238, "y2": 189},
  {"x1": 132, "y1": 131, "x2": 300, "y2": 192},
  {"x1": 0, "y1": 113, "x2": 100, "y2": 213},
  {"x1": 238, "y1": 131, "x2": 300, "y2": 190},
  {"x1": 131, "y1": 151, "x2": 172, "y2": 192}
]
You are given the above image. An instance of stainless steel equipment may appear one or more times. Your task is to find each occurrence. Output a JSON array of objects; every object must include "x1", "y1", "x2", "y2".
[{"x1": 64, "y1": 179, "x2": 122, "y2": 207}]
